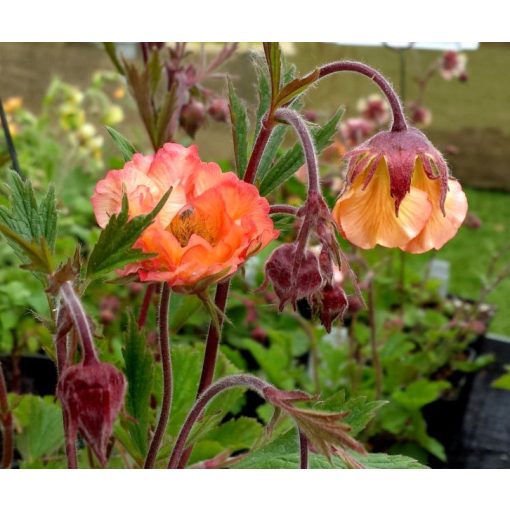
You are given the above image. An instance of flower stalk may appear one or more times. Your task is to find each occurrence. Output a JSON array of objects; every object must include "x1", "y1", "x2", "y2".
[
  {"x1": 299, "y1": 430, "x2": 309, "y2": 469},
  {"x1": 144, "y1": 283, "x2": 173, "y2": 468},
  {"x1": 318, "y1": 61, "x2": 407, "y2": 132}
]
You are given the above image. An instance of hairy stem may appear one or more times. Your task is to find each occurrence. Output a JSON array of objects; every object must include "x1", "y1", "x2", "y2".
[
  {"x1": 299, "y1": 430, "x2": 309, "y2": 469},
  {"x1": 144, "y1": 283, "x2": 172, "y2": 468},
  {"x1": 54, "y1": 301, "x2": 77, "y2": 468},
  {"x1": 318, "y1": 61, "x2": 407, "y2": 132},
  {"x1": 0, "y1": 361, "x2": 13, "y2": 469},
  {"x1": 168, "y1": 375, "x2": 268, "y2": 468},
  {"x1": 243, "y1": 116, "x2": 274, "y2": 184},
  {"x1": 269, "y1": 204, "x2": 298, "y2": 215},
  {"x1": 60, "y1": 282, "x2": 97, "y2": 366},
  {"x1": 178, "y1": 279, "x2": 231, "y2": 468},
  {"x1": 137, "y1": 283, "x2": 156, "y2": 329},
  {"x1": 274, "y1": 108, "x2": 320, "y2": 193}
]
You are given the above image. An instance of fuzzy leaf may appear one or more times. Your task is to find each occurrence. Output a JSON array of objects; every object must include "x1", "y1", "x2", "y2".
[
  {"x1": 258, "y1": 107, "x2": 344, "y2": 195},
  {"x1": 392, "y1": 380, "x2": 451, "y2": 410},
  {"x1": 254, "y1": 67, "x2": 271, "y2": 140},
  {"x1": 227, "y1": 77, "x2": 249, "y2": 177},
  {"x1": 233, "y1": 430, "x2": 426, "y2": 469},
  {"x1": 204, "y1": 417, "x2": 263, "y2": 452},
  {"x1": 85, "y1": 188, "x2": 171, "y2": 279},
  {"x1": 106, "y1": 126, "x2": 136, "y2": 162},
  {"x1": 0, "y1": 171, "x2": 57, "y2": 269},
  {"x1": 122, "y1": 312, "x2": 154, "y2": 458}
]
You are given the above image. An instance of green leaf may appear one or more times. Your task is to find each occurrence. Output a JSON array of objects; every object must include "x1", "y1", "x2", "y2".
[
  {"x1": 392, "y1": 380, "x2": 451, "y2": 410},
  {"x1": 227, "y1": 77, "x2": 249, "y2": 177},
  {"x1": 204, "y1": 417, "x2": 263, "y2": 452},
  {"x1": 106, "y1": 126, "x2": 136, "y2": 162},
  {"x1": 254, "y1": 67, "x2": 271, "y2": 140},
  {"x1": 233, "y1": 430, "x2": 426, "y2": 469},
  {"x1": 492, "y1": 366, "x2": 510, "y2": 390},
  {"x1": 0, "y1": 171, "x2": 57, "y2": 271},
  {"x1": 263, "y1": 42, "x2": 282, "y2": 104},
  {"x1": 85, "y1": 188, "x2": 171, "y2": 279},
  {"x1": 452, "y1": 353, "x2": 495, "y2": 373},
  {"x1": 258, "y1": 107, "x2": 344, "y2": 195},
  {"x1": 11, "y1": 395, "x2": 64, "y2": 463},
  {"x1": 122, "y1": 312, "x2": 154, "y2": 458}
]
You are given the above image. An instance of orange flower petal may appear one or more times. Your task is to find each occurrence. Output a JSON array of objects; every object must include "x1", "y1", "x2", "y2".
[
  {"x1": 333, "y1": 159, "x2": 432, "y2": 249},
  {"x1": 404, "y1": 175, "x2": 468, "y2": 254}
]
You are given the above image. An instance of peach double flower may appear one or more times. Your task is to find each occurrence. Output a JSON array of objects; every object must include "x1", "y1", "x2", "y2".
[
  {"x1": 332, "y1": 128, "x2": 468, "y2": 254},
  {"x1": 92, "y1": 143, "x2": 278, "y2": 292}
]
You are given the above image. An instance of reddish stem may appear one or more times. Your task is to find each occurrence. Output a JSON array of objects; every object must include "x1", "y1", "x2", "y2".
[
  {"x1": 299, "y1": 430, "x2": 309, "y2": 469},
  {"x1": 269, "y1": 204, "x2": 298, "y2": 215},
  {"x1": 177, "y1": 279, "x2": 231, "y2": 467},
  {"x1": 318, "y1": 61, "x2": 407, "y2": 132},
  {"x1": 274, "y1": 108, "x2": 320, "y2": 193},
  {"x1": 137, "y1": 283, "x2": 155, "y2": 329},
  {"x1": 0, "y1": 361, "x2": 13, "y2": 469},
  {"x1": 168, "y1": 375, "x2": 268, "y2": 468},
  {"x1": 243, "y1": 116, "x2": 274, "y2": 184},
  {"x1": 144, "y1": 283, "x2": 173, "y2": 468}
]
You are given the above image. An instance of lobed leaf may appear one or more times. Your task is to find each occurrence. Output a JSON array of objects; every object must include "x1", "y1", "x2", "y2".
[{"x1": 85, "y1": 188, "x2": 171, "y2": 279}]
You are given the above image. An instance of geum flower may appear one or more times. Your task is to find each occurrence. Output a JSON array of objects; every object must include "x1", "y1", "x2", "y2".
[
  {"x1": 332, "y1": 128, "x2": 468, "y2": 254},
  {"x1": 92, "y1": 143, "x2": 278, "y2": 292}
]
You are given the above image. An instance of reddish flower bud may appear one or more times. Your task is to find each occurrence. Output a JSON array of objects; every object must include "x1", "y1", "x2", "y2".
[
  {"x1": 302, "y1": 110, "x2": 319, "y2": 123},
  {"x1": 340, "y1": 118, "x2": 374, "y2": 147},
  {"x1": 58, "y1": 361, "x2": 126, "y2": 466},
  {"x1": 462, "y1": 211, "x2": 482, "y2": 229},
  {"x1": 347, "y1": 294, "x2": 364, "y2": 314},
  {"x1": 207, "y1": 98, "x2": 229, "y2": 123},
  {"x1": 314, "y1": 283, "x2": 348, "y2": 333},
  {"x1": 409, "y1": 104, "x2": 432, "y2": 128},
  {"x1": 265, "y1": 243, "x2": 323, "y2": 310},
  {"x1": 180, "y1": 99, "x2": 206, "y2": 138},
  {"x1": 440, "y1": 51, "x2": 467, "y2": 81}
]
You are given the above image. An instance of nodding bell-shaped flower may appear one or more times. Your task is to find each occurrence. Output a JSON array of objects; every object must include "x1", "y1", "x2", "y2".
[
  {"x1": 58, "y1": 360, "x2": 126, "y2": 466},
  {"x1": 332, "y1": 127, "x2": 468, "y2": 254}
]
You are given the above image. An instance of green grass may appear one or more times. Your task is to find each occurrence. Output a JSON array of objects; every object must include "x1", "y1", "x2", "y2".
[{"x1": 408, "y1": 187, "x2": 510, "y2": 336}]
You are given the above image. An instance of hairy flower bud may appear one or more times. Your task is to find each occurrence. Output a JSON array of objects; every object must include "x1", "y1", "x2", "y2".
[
  {"x1": 207, "y1": 98, "x2": 229, "y2": 123},
  {"x1": 58, "y1": 361, "x2": 126, "y2": 466},
  {"x1": 313, "y1": 283, "x2": 348, "y2": 333},
  {"x1": 180, "y1": 99, "x2": 206, "y2": 138},
  {"x1": 265, "y1": 243, "x2": 323, "y2": 310}
]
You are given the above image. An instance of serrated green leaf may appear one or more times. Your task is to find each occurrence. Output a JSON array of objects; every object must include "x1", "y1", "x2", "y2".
[
  {"x1": 233, "y1": 430, "x2": 426, "y2": 469},
  {"x1": 392, "y1": 379, "x2": 451, "y2": 410},
  {"x1": 0, "y1": 171, "x2": 57, "y2": 272},
  {"x1": 452, "y1": 353, "x2": 495, "y2": 373},
  {"x1": 227, "y1": 77, "x2": 249, "y2": 177},
  {"x1": 86, "y1": 188, "x2": 171, "y2": 279},
  {"x1": 11, "y1": 394, "x2": 64, "y2": 463},
  {"x1": 106, "y1": 126, "x2": 136, "y2": 162},
  {"x1": 204, "y1": 417, "x2": 263, "y2": 452},
  {"x1": 122, "y1": 312, "x2": 154, "y2": 458},
  {"x1": 38, "y1": 185, "x2": 57, "y2": 251},
  {"x1": 258, "y1": 107, "x2": 344, "y2": 195}
]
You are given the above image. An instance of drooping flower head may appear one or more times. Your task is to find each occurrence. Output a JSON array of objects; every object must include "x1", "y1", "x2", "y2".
[
  {"x1": 92, "y1": 143, "x2": 278, "y2": 292},
  {"x1": 332, "y1": 128, "x2": 468, "y2": 253}
]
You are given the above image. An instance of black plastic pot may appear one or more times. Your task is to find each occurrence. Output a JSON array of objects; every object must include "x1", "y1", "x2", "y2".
[
  {"x1": 424, "y1": 334, "x2": 510, "y2": 468},
  {"x1": 0, "y1": 354, "x2": 58, "y2": 396}
]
